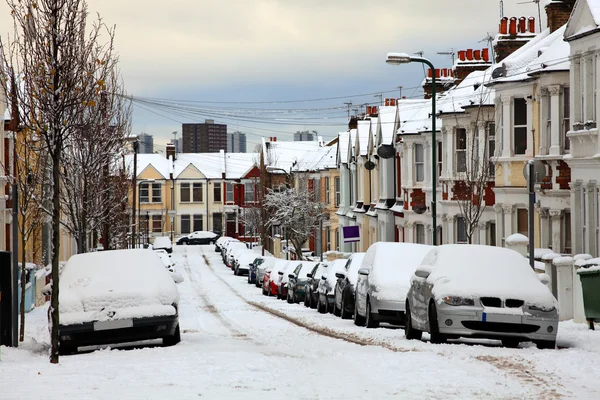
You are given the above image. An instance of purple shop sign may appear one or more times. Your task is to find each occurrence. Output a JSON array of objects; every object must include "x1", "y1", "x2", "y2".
[{"x1": 342, "y1": 226, "x2": 360, "y2": 243}]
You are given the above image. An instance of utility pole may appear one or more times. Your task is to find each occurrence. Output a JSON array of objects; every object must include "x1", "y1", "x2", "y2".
[
  {"x1": 344, "y1": 102, "x2": 352, "y2": 119},
  {"x1": 131, "y1": 139, "x2": 138, "y2": 248},
  {"x1": 374, "y1": 94, "x2": 383, "y2": 106},
  {"x1": 397, "y1": 86, "x2": 403, "y2": 99}
]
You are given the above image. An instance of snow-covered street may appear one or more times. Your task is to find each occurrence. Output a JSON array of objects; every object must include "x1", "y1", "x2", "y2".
[{"x1": 2, "y1": 245, "x2": 600, "y2": 399}]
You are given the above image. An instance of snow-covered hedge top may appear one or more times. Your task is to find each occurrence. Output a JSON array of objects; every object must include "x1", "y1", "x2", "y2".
[
  {"x1": 575, "y1": 258, "x2": 600, "y2": 268},
  {"x1": 346, "y1": 253, "x2": 366, "y2": 286},
  {"x1": 574, "y1": 254, "x2": 593, "y2": 261},
  {"x1": 505, "y1": 233, "x2": 529, "y2": 245},
  {"x1": 363, "y1": 242, "x2": 433, "y2": 299},
  {"x1": 553, "y1": 256, "x2": 574, "y2": 266},
  {"x1": 420, "y1": 245, "x2": 555, "y2": 308},
  {"x1": 534, "y1": 248, "x2": 554, "y2": 259},
  {"x1": 59, "y1": 249, "x2": 180, "y2": 325},
  {"x1": 153, "y1": 236, "x2": 172, "y2": 249}
]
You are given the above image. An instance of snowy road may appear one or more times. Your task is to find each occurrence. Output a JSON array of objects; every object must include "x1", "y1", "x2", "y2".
[{"x1": 2, "y1": 245, "x2": 600, "y2": 399}]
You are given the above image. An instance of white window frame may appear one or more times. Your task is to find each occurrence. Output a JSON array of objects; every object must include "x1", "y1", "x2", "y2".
[
  {"x1": 513, "y1": 98, "x2": 527, "y2": 155},
  {"x1": 416, "y1": 223, "x2": 425, "y2": 244},
  {"x1": 335, "y1": 176, "x2": 341, "y2": 207},
  {"x1": 226, "y1": 182, "x2": 234, "y2": 203},
  {"x1": 244, "y1": 182, "x2": 255, "y2": 203},
  {"x1": 415, "y1": 144, "x2": 424, "y2": 182}
]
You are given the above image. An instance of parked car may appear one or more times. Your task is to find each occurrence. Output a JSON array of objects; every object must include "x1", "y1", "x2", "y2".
[
  {"x1": 354, "y1": 242, "x2": 433, "y2": 328},
  {"x1": 152, "y1": 236, "x2": 173, "y2": 254},
  {"x1": 277, "y1": 261, "x2": 303, "y2": 300},
  {"x1": 234, "y1": 251, "x2": 257, "y2": 276},
  {"x1": 220, "y1": 238, "x2": 241, "y2": 263},
  {"x1": 249, "y1": 256, "x2": 271, "y2": 284},
  {"x1": 287, "y1": 261, "x2": 319, "y2": 304},
  {"x1": 256, "y1": 257, "x2": 276, "y2": 289},
  {"x1": 225, "y1": 242, "x2": 248, "y2": 269},
  {"x1": 214, "y1": 236, "x2": 233, "y2": 252},
  {"x1": 405, "y1": 245, "x2": 559, "y2": 349},
  {"x1": 57, "y1": 249, "x2": 181, "y2": 354},
  {"x1": 304, "y1": 262, "x2": 328, "y2": 309},
  {"x1": 316, "y1": 259, "x2": 347, "y2": 313},
  {"x1": 263, "y1": 259, "x2": 289, "y2": 296},
  {"x1": 177, "y1": 231, "x2": 220, "y2": 245},
  {"x1": 333, "y1": 252, "x2": 365, "y2": 319}
]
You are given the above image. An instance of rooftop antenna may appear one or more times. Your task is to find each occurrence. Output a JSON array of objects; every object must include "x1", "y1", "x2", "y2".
[
  {"x1": 397, "y1": 86, "x2": 403, "y2": 99},
  {"x1": 479, "y1": 33, "x2": 496, "y2": 63},
  {"x1": 352, "y1": 108, "x2": 359, "y2": 117},
  {"x1": 344, "y1": 102, "x2": 353, "y2": 119},
  {"x1": 500, "y1": 0, "x2": 504, "y2": 18},
  {"x1": 374, "y1": 93, "x2": 383, "y2": 106},
  {"x1": 517, "y1": 0, "x2": 542, "y2": 32},
  {"x1": 437, "y1": 49, "x2": 456, "y2": 64},
  {"x1": 414, "y1": 51, "x2": 427, "y2": 75}
]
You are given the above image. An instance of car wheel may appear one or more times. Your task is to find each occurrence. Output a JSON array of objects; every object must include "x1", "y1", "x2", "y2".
[
  {"x1": 58, "y1": 342, "x2": 76, "y2": 356},
  {"x1": 287, "y1": 291, "x2": 293, "y2": 304},
  {"x1": 262, "y1": 286, "x2": 268, "y2": 296},
  {"x1": 317, "y1": 296, "x2": 326, "y2": 314},
  {"x1": 310, "y1": 293, "x2": 317, "y2": 309},
  {"x1": 365, "y1": 298, "x2": 379, "y2": 328},
  {"x1": 535, "y1": 340, "x2": 556, "y2": 350},
  {"x1": 333, "y1": 299, "x2": 340, "y2": 317},
  {"x1": 164, "y1": 324, "x2": 181, "y2": 347},
  {"x1": 304, "y1": 292, "x2": 309, "y2": 307},
  {"x1": 353, "y1": 299, "x2": 366, "y2": 326},
  {"x1": 405, "y1": 302, "x2": 422, "y2": 340},
  {"x1": 428, "y1": 301, "x2": 446, "y2": 344},
  {"x1": 501, "y1": 339, "x2": 520, "y2": 348}
]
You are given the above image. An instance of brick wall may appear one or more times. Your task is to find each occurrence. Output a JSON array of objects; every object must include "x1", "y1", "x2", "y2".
[{"x1": 545, "y1": 0, "x2": 575, "y2": 33}]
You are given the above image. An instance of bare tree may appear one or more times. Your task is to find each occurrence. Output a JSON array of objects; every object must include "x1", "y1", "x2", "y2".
[
  {"x1": 451, "y1": 92, "x2": 496, "y2": 244},
  {"x1": 0, "y1": 0, "x2": 124, "y2": 363},
  {"x1": 263, "y1": 176, "x2": 325, "y2": 260}
]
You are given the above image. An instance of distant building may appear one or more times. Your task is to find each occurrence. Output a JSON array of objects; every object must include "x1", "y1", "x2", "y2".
[
  {"x1": 294, "y1": 130, "x2": 315, "y2": 141},
  {"x1": 137, "y1": 133, "x2": 154, "y2": 154},
  {"x1": 171, "y1": 138, "x2": 183, "y2": 153},
  {"x1": 227, "y1": 131, "x2": 247, "y2": 153},
  {"x1": 182, "y1": 120, "x2": 227, "y2": 153}
]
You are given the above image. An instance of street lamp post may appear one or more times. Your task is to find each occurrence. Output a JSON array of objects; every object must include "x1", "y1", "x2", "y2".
[
  {"x1": 386, "y1": 52, "x2": 437, "y2": 245},
  {"x1": 137, "y1": 178, "x2": 155, "y2": 248}
]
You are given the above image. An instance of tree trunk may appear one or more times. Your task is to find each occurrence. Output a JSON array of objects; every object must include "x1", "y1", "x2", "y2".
[
  {"x1": 19, "y1": 241, "x2": 26, "y2": 342},
  {"x1": 49, "y1": 147, "x2": 61, "y2": 364}
]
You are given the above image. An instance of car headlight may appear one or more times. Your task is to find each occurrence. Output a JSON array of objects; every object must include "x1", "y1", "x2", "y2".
[
  {"x1": 442, "y1": 296, "x2": 474, "y2": 306},
  {"x1": 529, "y1": 304, "x2": 556, "y2": 312}
]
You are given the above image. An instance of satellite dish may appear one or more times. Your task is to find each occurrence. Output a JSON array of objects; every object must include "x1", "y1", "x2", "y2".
[
  {"x1": 377, "y1": 144, "x2": 395, "y2": 159},
  {"x1": 364, "y1": 160, "x2": 376, "y2": 170},
  {"x1": 413, "y1": 204, "x2": 427, "y2": 215},
  {"x1": 492, "y1": 64, "x2": 506, "y2": 79}
]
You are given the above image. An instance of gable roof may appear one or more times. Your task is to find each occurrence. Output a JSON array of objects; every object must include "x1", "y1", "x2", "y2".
[
  {"x1": 377, "y1": 105, "x2": 399, "y2": 145},
  {"x1": 396, "y1": 99, "x2": 441, "y2": 135},
  {"x1": 356, "y1": 120, "x2": 371, "y2": 157},
  {"x1": 438, "y1": 69, "x2": 495, "y2": 115},
  {"x1": 262, "y1": 139, "x2": 322, "y2": 172},
  {"x1": 337, "y1": 131, "x2": 350, "y2": 165},
  {"x1": 565, "y1": 0, "x2": 600, "y2": 40},
  {"x1": 294, "y1": 145, "x2": 337, "y2": 172}
]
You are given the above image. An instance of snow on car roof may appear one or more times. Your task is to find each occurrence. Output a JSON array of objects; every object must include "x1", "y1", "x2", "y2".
[
  {"x1": 60, "y1": 249, "x2": 180, "y2": 325},
  {"x1": 421, "y1": 245, "x2": 555, "y2": 308},
  {"x1": 297, "y1": 261, "x2": 319, "y2": 278},
  {"x1": 323, "y1": 259, "x2": 346, "y2": 280},
  {"x1": 153, "y1": 236, "x2": 172, "y2": 248},
  {"x1": 346, "y1": 253, "x2": 366, "y2": 286},
  {"x1": 189, "y1": 231, "x2": 218, "y2": 239}
]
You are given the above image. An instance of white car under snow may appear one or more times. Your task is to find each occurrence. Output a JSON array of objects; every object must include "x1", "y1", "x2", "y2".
[{"x1": 57, "y1": 249, "x2": 181, "y2": 354}]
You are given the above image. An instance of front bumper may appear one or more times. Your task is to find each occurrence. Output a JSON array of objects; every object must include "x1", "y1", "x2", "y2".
[
  {"x1": 436, "y1": 304, "x2": 558, "y2": 342},
  {"x1": 59, "y1": 315, "x2": 179, "y2": 349}
]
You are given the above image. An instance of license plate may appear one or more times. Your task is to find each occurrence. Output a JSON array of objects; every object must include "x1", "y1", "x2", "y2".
[
  {"x1": 482, "y1": 312, "x2": 522, "y2": 324},
  {"x1": 93, "y1": 319, "x2": 133, "y2": 331}
]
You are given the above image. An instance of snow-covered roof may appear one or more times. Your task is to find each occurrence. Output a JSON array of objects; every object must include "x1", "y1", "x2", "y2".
[
  {"x1": 397, "y1": 99, "x2": 442, "y2": 135},
  {"x1": 378, "y1": 106, "x2": 399, "y2": 145},
  {"x1": 490, "y1": 25, "x2": 569, "y2": 84},
  {"x1": 294, "y1": 145, "x2": 337, "y2": 172},
  {"x1": 128, "y1": 152, "x2": 258, "y2": 180},
  {"x1": 347, "y1": 129, "x2": 357, "y2": 160},
  {"x1": 564, "y1": 0, "x2": 600, "y2": 39},
  {"x1": 264, "y1": 140, "x2": 322, "y2": 173},
  {"x1": 437, "y1": 69, "x2": 495, "y2": 115},
  {"x1": 356, "y1": 120, "x2": 371, "y2": 157},
  {"x1": 337, "y1": 131, "x2": 350, "y2": 165}
]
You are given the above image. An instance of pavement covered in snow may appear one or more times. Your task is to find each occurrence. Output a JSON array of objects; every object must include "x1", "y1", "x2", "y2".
[{"x1": 2, "y1": 245, "x2": 600, "y2": 399}]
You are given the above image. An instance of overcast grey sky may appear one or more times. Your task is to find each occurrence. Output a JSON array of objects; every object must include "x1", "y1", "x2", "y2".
[{"x1": 0, "y1": 0, "x2": 545, "y2": 151}]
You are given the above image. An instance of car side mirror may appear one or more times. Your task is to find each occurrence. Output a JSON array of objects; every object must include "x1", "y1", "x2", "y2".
[
  {"x1": 321, "y1": 275, "x2": 327, "y2": 280},
  {"x1": 288, "y1": 273, "x2": 295, "y2": 279},
  {"x1": 249, "y1": 263, "x2": 253, "y2": 267},
  {"x1": 335, "y1": 272, "x2": 346, "y2": 279},
  {"x1": 414, "y1": 266, "x2": 432, "y2": 279},
  {"x1": 538, "y1": 273, "x2": 551, "y2": 285},
  {"x1": 358, "y1": 268, "x2": 370, "y2": 276},
  {"x1": 307, "y1": 273, "x2": 313, "y2": 278},
  {"x1": 278, "y1": 271, "x2": 284, "y2": 275}
]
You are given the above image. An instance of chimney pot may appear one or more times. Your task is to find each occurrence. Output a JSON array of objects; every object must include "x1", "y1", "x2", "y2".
[
  {"x1": 528, "y1": 17, "x2": 535, "y2": 33},
  {"x1": 428, "y1": 68, "x2": 433, "y2": 78},
  {"x1": 366, "y1": 106, "x2": 372, "y2": 114},
  {"x1": 509, "y1": 17, "x2": 517, "y2": 35},
  {"x1": 466, "y1": 49, "x2": 473, "y2": 61},
  {"x1": 500, "y1": 17, "x2": 509, "y2": 35},
  {"x1": 482, "y1": 48, "x2": 490, "y2": 62},
  {"x1": 474, "y1": 50, "x2": 481, "y2": 60},
  {"x1": 372, "y1": 106, "x2": 377, "y2": 114},
  {"x1": 458, "y1": 50, "x2": 466, "y2": 61},
  {"x1": 385, "y1": 98, "x2": 390, "y2": 106},
  {"x1": 436, "y1": 69, "x2": 441, "y2": 78},
  {"x1": 518, "y1": 16, "x2": 527, "y2": 33},
  {"x1": 390, "y1": 98, "x2": 396, "y2": 106},
  {"x1": 274, "y1": 137, "x2": 277, "y2": 142}
]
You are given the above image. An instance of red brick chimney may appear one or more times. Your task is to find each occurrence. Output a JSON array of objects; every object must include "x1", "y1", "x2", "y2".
[
  {"x1": 452, "y1": 48, "x2": 492, "y2": 86},
  {"x1": 545, "y1": 0, "x2": 575, "y2": 33},
  {"x1": 166, "y1": 143, "x2": 176, "y2": 161},
  {"x1": 494, "y1": 16, "x2": 537, "y2": 63},
  {"x1": 422, "y1": 68, "x2": 455, "y2": 99}
]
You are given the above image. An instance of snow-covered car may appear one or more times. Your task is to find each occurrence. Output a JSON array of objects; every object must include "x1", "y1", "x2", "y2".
[
  {"x1": 156, "y1": 251, "x2": 184, "y2": 284},
  {"x1": 405, "y1": 245, "x2": 559, "y2": 349},
  {"x1": 316, "y1": 259, "x2": 347, "y2": 314},
  {"x1": 333, "y1": 253, "x2": 365, "y2": 318},
  {"x1": 226, "y1": 242, "x2": 250, "y2": 269},
  {"x1": 152, "y1": 236, "x2": 173, "y2": 253},
  {"x1": 256, "y1": 257, "x2": 276, "y2": 289},
  {"x1": 354, "y1": 242, "x2": 433, "y2": 328},
  {"x1": 176, "y1": 230, "x2": 220, "y2": 245},
  {"x1": 57, "y1": 249, "x2": 181, "y2": 354},
  {"x1": 277, "y1": 260, "x2": 303, "y2": 300},
  {"x1": 304, "y1": 262, "x2": 329, "y2": 309},
  {"x1": 220, "y1": 238, "x2": 241, "y2": 263},
  {"x1": 287, "y1": 261, "x2": 319, "y2": 303},
  {"x1": 234, "y1": 251, "x2": 258, "y2": 276},
  {"x1": 214, "y1": 236, "x2": 234, "y2": 252},
  {"x1": 263, "y1": 259, "x2": 289, "y2": 296},
  {"x1": 248, "y1": 255, "x2": 270, "y2": 284}
]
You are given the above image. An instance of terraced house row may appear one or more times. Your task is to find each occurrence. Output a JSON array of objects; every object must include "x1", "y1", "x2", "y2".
[{"x1": 336, "y1": 0, "x2": 600, "y2": 259}]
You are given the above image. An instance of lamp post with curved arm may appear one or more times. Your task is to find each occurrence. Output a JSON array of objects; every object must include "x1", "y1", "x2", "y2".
[{"x1": 386, "y1": 52, "x2": 437, "y2": 245}]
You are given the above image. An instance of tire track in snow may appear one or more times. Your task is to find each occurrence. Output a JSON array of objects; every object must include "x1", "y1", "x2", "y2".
[{"x1": 201, "y1": 248, "x2": 570, "y2": 398}]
